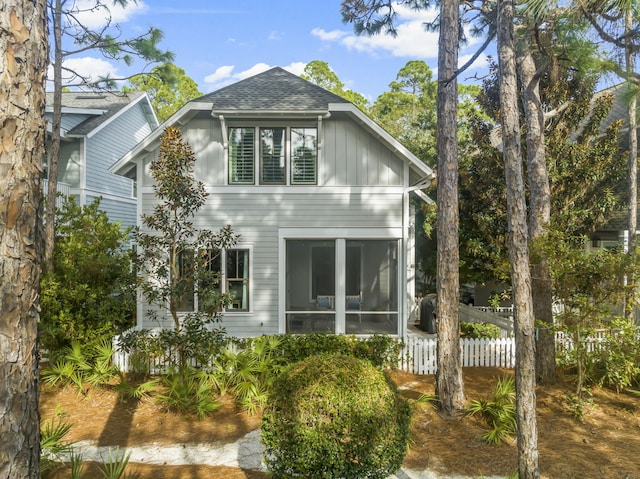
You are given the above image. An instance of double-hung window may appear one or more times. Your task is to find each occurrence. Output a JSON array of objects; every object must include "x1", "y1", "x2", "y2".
[
  {"x1": 177, "y1": 248, "x2": 251, "y2": 313},
  {"x1": 228, "y1": 126, "x2": 317, "y2": 185}
]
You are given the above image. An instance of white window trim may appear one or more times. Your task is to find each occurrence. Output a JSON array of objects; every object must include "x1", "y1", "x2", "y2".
[
  {"x1": 226, "y1": 125, "x2": 318, "y2": 187},
  {"x1": 221, "y1": 244, "x2": 253, "y2": 314},
  {"x1": 179, "y1": 244, "x2": 253, "y2": 315}
]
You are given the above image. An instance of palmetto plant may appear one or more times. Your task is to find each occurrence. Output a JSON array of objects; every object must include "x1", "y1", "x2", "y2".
[
  {"x1": 114, "y1": 370, "x2": 160, "y2": 402},
  {"x1": 156, "y1": 365, "x2": 221, "y2": 419},
  {"x1": 210, "y1": 335, "x2": 286, "y2": 414},
  {"x1": 40, "y1": 414, "x2": 74, "y2": 473},
  {"x1": 467, "y1": 375, "x2": 517, "y2": 444},
  {"x1": 41, "y1": 339, "x2": 118, "y2": 394},
  {"x1": 97, "y1": 448, "x2": 133, "y2": 479}
]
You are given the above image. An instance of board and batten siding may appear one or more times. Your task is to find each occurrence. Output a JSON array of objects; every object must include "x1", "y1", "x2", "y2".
[
  {"x1": 138, "y1": 188, "x2": 404, "y2": 336},
  {"x1": 323, "y1": 116, "x2": 404, "y2": 187},
  {"x1": 139, "y1": 113, "x2": 406, "y2": 189},
  {"x1": 86, "y1": 102, "x2": 153, "y2": 196}
]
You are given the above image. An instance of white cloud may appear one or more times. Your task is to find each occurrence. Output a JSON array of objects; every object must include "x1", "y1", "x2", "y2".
[
  {"x1": 203, "y1": 62, "x2": 308, "y2": 92},
  {"x1": 458, "y1": 53, "x2": 489, "y2": 72},
  {"x1": 49, "y1": 57, "x2": 119, "y2": 87},
  {"x1": 283, "y1": 62, "x2": 307, "y2": 76},
  {"x1": 67, "y1": 0, "x2": 148, "y2": 30},
  {"x1": 235, "y1": 63, "x2": 272, "y2": 80},
  {"x1": 268, "y1": 30, "x2": 284, "y2": 41},
  {"x1": 204, "y1": 65, "x2": 235, "y2": 84},
  {"x1": 312, "y1": 3, "x2": 440, "y2": 59},
  {"x1": 311, "y1": 28, "x2": 348, "y2": 42}
]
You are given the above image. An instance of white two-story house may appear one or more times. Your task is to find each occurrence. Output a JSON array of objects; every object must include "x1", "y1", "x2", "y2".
[{"x1": 110, "y1": 67, "x2": 433, "y2": 338}]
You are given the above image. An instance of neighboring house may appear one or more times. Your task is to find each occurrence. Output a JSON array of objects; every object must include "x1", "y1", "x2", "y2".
[
  {"x1": 45, "y1": 91, "x2": 159, "y2": 230},
  {"x1": 586, "y1": 82, "x2": 640, "y2": 253},
  {"x1": 110, "y1": 67, "x2": 434, "y2": 338}
]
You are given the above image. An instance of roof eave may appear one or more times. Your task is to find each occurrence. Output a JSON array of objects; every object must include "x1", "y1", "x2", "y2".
[
  {"x1": 211, "y1": 109, "x2": 330, "y2": 119},
  {"x1": 109, "y1": 101, "x2": 212, "y2": 177}
]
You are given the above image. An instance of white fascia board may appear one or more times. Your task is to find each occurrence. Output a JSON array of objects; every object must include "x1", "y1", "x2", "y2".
[
  {"x1": 211, "y1": 109, "x2": 330, "y2": 118},
  {"x1": 328, "y1": 102, "x2": 434, "y2": 178},
  {"x1": 108, "y1": 101, "x2": 212, "y2": 176}
]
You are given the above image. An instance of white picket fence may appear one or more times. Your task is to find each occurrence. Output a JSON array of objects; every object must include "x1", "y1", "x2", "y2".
[{"x1": 399, "y1": 336, "x2": 515, "y2": 375}]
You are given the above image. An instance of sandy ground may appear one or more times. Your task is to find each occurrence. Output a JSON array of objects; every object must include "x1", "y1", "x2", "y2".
[{"x1": 40, "y1": 367, "x2": 640, "y2": 479}]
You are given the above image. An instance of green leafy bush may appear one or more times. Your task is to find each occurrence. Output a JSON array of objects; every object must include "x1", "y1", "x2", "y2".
[
  {"x1": 261, "y1": 354, "x2": 411, "y2": 479},
  {"x1": 117, "y1": 316, "x2": 228, "y2": 372},
  {"x1": 594, "y1": 319, "x2": 640, "y2": 392},
  {"x1": 275, "y1": 333, "x2": 403, "y2": 368},
  {"x1": 40, "y1": 413, "x2": 74, "y2": 474},
  {"x1": 467, "y1": 375, "x2": 517, "y2": 444},
  {"x1": 40, "y1": 196, "x2": 135, "y2": 353},
  {"x1": 460, "y1": 322, "x2": 502, "y2": 339}
]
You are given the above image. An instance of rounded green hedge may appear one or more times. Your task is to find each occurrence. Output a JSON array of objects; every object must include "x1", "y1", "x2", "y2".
[{"x1": 261, "y1": 354, "x2": 411, "y2": 479}]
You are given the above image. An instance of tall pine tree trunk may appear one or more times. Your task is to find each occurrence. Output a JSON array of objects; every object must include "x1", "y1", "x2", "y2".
[
  {"x1": 517, "y1": 40, "x2": 556, "y2": 385},
  {"x1": 0, "y1": 1, "x2": 47, "y2": 477},
  {"x1": 435, "y1": 0, "x2": 465, "y2": 414},
  {"x1": 44, "y1": 0, "x2": 63, "y2": 271},
  {"x1": 497, "y1": 1, "x2": 539, "y2": 477},
  {"x1": 625, "y1": 7, "x2": 638, "y2": 319}
]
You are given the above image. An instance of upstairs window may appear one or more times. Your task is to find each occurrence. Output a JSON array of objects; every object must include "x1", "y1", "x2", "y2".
[
  {"x1": 227, "y1": 126, "x2": 317, "y2": 186},
  {"x1": 229, "y1": 127, "x2": 255, "y2": 184},
  {"x1": 291, "y1": 128, "x2": 317, "y2": 184},
  {"x1": 261, "y1": 128, "x2": 286, "y2": 184}
]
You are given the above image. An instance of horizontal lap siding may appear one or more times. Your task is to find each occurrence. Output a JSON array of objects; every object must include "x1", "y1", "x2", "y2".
[
  {"x1": 136, "y1": 112, "x2": 409, "y2": 336},
  {"x1": 139, "y1": 190, "x2": 402, "y2": 336},
  {"x1": 87, "y1": 194, "x2": 137, "y2": 232},
  {"x1": 86, "y1": 103, "x2": 153, "y2": 196}
]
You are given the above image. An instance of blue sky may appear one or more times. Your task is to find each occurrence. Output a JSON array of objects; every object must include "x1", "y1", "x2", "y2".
[{"x1": 58, "y1": 1, "x2": 491, "y2": 102}]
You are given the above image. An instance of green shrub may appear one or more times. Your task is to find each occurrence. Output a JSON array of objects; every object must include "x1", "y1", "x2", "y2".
[
  {"x1": 467, "y1": 375, "x2": 517, "y2": 444},
  {"x1": 460, "y1": 322, "x2": 502, "y2": 339},
  {"x1": 40, "y1": 413, "x2": 74, "y2": 474},
  {"x1": 275, "y1": 333, "x2": 403, "y2": 368},
  {"x1": 40, "y1": 196, "x2": 135, "y2": 353},
  {"x1": 117, "y1": 317, "x2": 228, "y2": 372},
  {"x1": 594, "y1": 319, "x2": 640, "y2": 392},
  {"x1": 261, "y1": 354, "x2": 411, "y2": 479}
]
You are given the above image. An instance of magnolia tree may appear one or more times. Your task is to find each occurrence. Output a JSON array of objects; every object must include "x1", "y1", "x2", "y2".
[{"x1": 136, "y1": 126, "x2": 237, "y2": 332}]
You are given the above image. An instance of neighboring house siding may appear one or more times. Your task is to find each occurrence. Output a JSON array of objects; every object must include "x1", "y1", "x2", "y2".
[
  {"x1": 138, "y1": 189, "x2": 403, "y2": 336},
  {"x1": 60, "y1": 113, "x2": 90, "y2": 133},
  {"x1": 87, "y1": 194, "x2": 137, "y2": 232},
  {"x1": 86, "y1": 103, "x2": 153, "y2": 196}
]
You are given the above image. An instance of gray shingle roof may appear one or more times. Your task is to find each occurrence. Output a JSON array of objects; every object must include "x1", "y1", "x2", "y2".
[
  {"x1": 195, "y1": 67, "x2": 350, "y2": 111},
  {"x1": 46, "y1": 91, "x2": 144, "y2": 136}
]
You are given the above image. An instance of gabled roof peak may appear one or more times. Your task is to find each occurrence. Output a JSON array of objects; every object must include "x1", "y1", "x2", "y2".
[{"x1": 195, "y1": 66, "x2": 349, "y2": 112}]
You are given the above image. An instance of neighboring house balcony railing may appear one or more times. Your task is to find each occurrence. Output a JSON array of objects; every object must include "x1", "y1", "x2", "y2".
[{"x1": 42, "y1": 179, "x2": 71, "y2": 208}]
